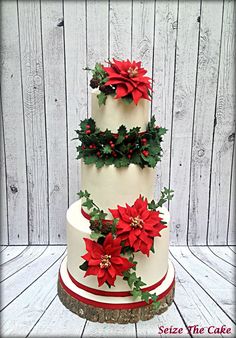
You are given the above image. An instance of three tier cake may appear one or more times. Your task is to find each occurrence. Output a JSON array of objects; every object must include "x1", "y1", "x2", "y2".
[{"x1": 58, "y1": 59, "x2": 175, "y2": 323}]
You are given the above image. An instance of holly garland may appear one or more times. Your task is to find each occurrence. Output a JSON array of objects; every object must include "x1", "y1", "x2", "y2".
[
  {"x1": 77, "y1": 188, "x2": 174, "y2": 307},
  {"x1": 74, "y1": 116, "x2": 167, "y2": 169}
]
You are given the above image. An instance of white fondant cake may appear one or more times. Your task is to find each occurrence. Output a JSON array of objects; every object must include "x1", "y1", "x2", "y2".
[
  {"x1": 91, "y1": 89, "x2": 150, "y2": 132},
  {"x1": 66, "y1": 199, "x2": 170, "y2": 292},
  {"x1": 58, "y1": 59, "x2": 174, "y2": 320},
  {"x1": 81, "y1": 162, "x2": 157, "y2": 218}
]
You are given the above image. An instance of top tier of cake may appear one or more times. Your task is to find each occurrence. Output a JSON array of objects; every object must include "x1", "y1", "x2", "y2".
[{"x1": 91, "y1": 89, "x2": 150, "y2": 132}]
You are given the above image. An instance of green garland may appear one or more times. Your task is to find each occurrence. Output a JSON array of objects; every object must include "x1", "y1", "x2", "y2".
[
  {"x1": 77, "y1": 188, "x2": 174, "y2": 307},
  {"x1": 74, "y1": 116, "x2": 167, "y2": 168}
]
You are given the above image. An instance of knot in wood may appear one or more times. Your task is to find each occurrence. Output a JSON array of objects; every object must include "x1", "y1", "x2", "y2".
[
  {"x1": 10, "y1": 185, "x2": 18, "y2": 194},
  {"x1": 130, "y1": 216, "x2": 144, "y2": 229},
  {"x1": 228, "y1": 133, "x2": 235, "y2": 142},
  {"x1": 198, "y1": 149, "x2": 205, "y2": 157}
]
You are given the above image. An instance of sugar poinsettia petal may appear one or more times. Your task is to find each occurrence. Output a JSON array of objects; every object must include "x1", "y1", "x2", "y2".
[
  {"x1": 103, "y1": 59, "x2": 152, "y2": 104},
  {"x1": 112, "y1": 195, "x2": 167, "y2": 255}
]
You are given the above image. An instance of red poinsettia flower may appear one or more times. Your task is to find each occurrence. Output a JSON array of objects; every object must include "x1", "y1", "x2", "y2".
[
  {"x1": 109, "y1": 196, "x2": 166, "y2": 256},
  {"x1": 103, "y1": 59, "x2": 152, "y2": 105},
  {"x1": 81, "y1": 233, "x2": 134, "y2": 287}
]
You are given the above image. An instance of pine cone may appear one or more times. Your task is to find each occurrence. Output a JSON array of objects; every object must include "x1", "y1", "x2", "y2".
[
  {"x1": 100, "y1": 221, "x2": 113, "y2": 235},
  {"x1": 99, "y1": 85, "x2": 115, "y2": 95},
  {"x1": 90, "y1": 78, "x2": 100, "y2": 89}
]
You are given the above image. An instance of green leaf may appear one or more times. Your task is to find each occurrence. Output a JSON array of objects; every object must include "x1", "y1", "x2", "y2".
[
  {"x1": 97, "y1": 92, "x2": 107, "y2": 107},
  {"x1": 82, "y1": 199, "x2": 94, "y2": 210},
  {"x1": 150, "y1": 243, "x2": 155, "y2": 254},
  {"x1": 141, "y1": 291, "x2": 150, "y2": 303},
  {"x1": 79, "y1": 260, "x2": 88, "y2": 271},
  {"x1": 131, "y1": 289, "x2": 142, "y2": 300},
  {"x1": 95, "y1": 158, "x2": 105, "y2": 168},
  {"x1": 148, "y1": 200, "x2": 158, "y2": 210},
  {"x1": 141, "y1": 154, "x2": 157, "y2": 167},
  {"x1": 90, "y1": 232, "x2": 104, "y2": 240},
  {"x1": 103, "y1": 145, "x2": 112, "y2": 154},
  {"x1": 122, "y1": 95, "x2": 133, "y2": 105},
  {"x1": 83, "y1": 156, "x2": 97, "y2": 165},
  {"x1": 128, "y1": 272, "x2": 137, "y2": 288},
  {"x1": 152, "y1": 301, "x2": 160, "y2": 310}
]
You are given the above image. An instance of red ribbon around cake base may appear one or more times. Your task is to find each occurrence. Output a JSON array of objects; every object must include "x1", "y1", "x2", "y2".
[{"x1": 59, "y1": 270, "x2": 175, "y2": 310}]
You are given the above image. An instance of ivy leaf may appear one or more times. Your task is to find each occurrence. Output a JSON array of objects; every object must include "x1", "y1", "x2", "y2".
[
  {"x1": 90, "y1": 232, "x2": 104, "y2": 240},
  {"x1": 97, "y1": 92, "x2": 107, "y2": 107},
  {"x1": 128, "y1": 272, "x2": 137, "y2": 288},
  {"x1": 79, "y1": 260, "x2": 88, "y2": 271},
  {"x1": 131, "y1": 289, "x2": 142, "y2": 299},
  {"x1": 148, "y1": 200, "x2": 158, "y2": 211},
  {"x1": 141, "y1": 291, "x2": 150, "y2": 303},
  {"x1": 152, "y1": 301, "x2": 160, "y2": 310},
  {"x1": 82, "y1": 199, "x2": 94, "y2": 210}
]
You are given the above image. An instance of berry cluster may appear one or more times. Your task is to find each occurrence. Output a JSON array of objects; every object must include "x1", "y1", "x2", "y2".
[{"x1": 74, "y1": 117, "x2": 167, "y2": 169}]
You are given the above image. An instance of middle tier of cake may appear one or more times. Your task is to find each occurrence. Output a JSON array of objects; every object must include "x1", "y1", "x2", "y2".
[{"x1": 81, "y1": 161, "x2": 157, "y2": 218}]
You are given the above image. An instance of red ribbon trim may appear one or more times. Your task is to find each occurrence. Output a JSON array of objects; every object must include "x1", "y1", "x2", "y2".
[
  {"x1": 67, "y1": 268, "x2": 167, "y2": 297},
  {"x1": 59, "y1": 271, "x2": 175, "y2": 310}
]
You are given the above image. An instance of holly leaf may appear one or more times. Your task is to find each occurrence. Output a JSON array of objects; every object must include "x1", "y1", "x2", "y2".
[
  {"x1": 141, "y1": 154, "x2": 157, "y2": 167},
  {"x1": 83, "y1": 156, "x2": 97, "y2": 165},
  {"x1": 97, "y1": 92, "x2": 107, "y2": 107},
  {"x1": 96, "y1": 158, "x2": 105, "y2": 168},
  {"x1": 79, "y1": 260, "x2": 88, "y2": 271},
  {"x1": 103, "y1": 145, "x2": 112, "y2": 154},
  {"x1": 114, "y1": 157, "x2": 130, "y2": 168},
  {"x1": 148, "y1": 200, "x2": 158, "y2": 210},
  {"x1": 116, "y1": 125, "x2": 127, "y2": 144}
]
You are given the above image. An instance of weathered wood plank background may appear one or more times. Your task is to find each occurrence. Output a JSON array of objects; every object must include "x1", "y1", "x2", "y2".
[{"x1": 0, "y1": 0, "x2": 235, "y2": 245}]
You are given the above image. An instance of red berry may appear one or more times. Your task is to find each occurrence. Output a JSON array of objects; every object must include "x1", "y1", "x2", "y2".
[
  {"x1": 89, "y1": 145, "x2": 93, "y2": 149},
  {"x1": 129, "y1": 149, "x2": 133, "y2": 154},
  {"x1": 141, "y1": 138, "x2": 147, "y2": 144},
  {"x1": 109, "y1": 140, "x2": 113, "y2": 145},
  {"x1": 96, "y1": 151, "x2": 101, "y2": 157},
  {"x1": 82, "y1": 145, "x2": 85, "y2": 150},
  {"x1": 93, "y1": 144, "x2": 96, "y2": 149},
  {"x1": 142, "y1": 150, "x2": 149, "y2": 157},
  {"x1": 112, "y1": 151, "x2": 117, "y2": 157},
  {"x1": 111, "y1": 144, "x2": 115, "y2": 149},
  {"x1": 86, "y1": 124, "x2": 90, "y2": 129},
  {"x1": 86, "y1": 130, "x2": 91, "y2": 135},
  {"x1": 125, "y1": 135, "x2": 129, "y2": 139},
  {"x1": 127, "y1": 154, "x2": 131, "y2": 159}
]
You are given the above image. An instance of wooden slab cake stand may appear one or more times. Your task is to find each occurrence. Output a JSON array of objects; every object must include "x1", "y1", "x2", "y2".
[{"x1": 58, "y1": 257, "x2": 175, "y2": 324}]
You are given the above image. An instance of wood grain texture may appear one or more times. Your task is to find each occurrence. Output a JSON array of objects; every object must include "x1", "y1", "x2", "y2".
[
  {"x1": 1, "y1": 246, "x2": 64, "y2": 311},
  {"x1": 0, "y1": 248, "x2": 65, "y2": 337},
  {"x1": 172, "y1": 252, "x2": 235, "y2": 336},
  {"x1": 0, "y1": 107, "x2": 8, "y2": 245},
  {"x1": 169, "y1": 0, "x2": 200, "y2": 245},
  {"x1": 188, "y1": 0, "x2": 223, "y2": 245},
  {"x1": 86, "y1": 0, "x2": 109, "y2": 117},
  {"x1": 28, "y1": 296, "x2": 85, "y2": 337},
  {"x1": 18, "y1": 0, "x2": 48, "y2": 244},
  {"x1": 109, "y1": 0, "x2": 132, "y2": 59},
  {"x1": 0, "y1": 246, "x2": 27, "y2": 265},
  {"x1": 170, "y1": 247, "x2": 235, "y2": 320},
  {"x1": 0, "y1": 0, "x2": 28, "y2": 245},
  {"x1": 41, "y1": 0, "x2": 68, "y2": 244},
  {"x1": 208, "y1": 0, "x2": 236, "y2": 245},
  {"x1": 136, "y1": 303, "x2": 190, "y2": 337},
  {"x1": 151, "y1": 1, "x2": 178, "y2": 198},
  {"x1": 228, "y1": 144, "x2": 235, "y2": 245},
  {"x1": 64, "y1": 0, "x2": 87, "y2": 205},
  {"x1": 189, "y1": 246, "x2": 235, "y2": 284},
  {"x1": 131, "y1": 0, "x2": 155, "y2": 72}
]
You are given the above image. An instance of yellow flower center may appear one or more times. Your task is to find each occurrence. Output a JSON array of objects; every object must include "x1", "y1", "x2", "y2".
[
  {"x1": 130, "y1": 216, "x2": 144, "y2": 229},
  {"x1": 127, "y1": 66, "x2": 138, "y2": 78},
  {"x1": 100, "y1": 254, "x2": 111, "y2": 269}
]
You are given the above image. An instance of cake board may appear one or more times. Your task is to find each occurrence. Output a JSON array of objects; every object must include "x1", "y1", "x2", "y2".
[{"x1": 57, "y1": 257, "x2": 175, "y2": 324}]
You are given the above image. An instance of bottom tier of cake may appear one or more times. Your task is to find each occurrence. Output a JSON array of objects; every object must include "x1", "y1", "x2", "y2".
[{"x1": 58, "y1": 257, "x2": 175, "y2": 323}]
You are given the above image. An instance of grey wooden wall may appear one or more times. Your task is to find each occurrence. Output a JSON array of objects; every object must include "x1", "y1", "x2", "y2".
[{"x1": 0, "y1": 0, "x2": 235, "y2": 246}]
